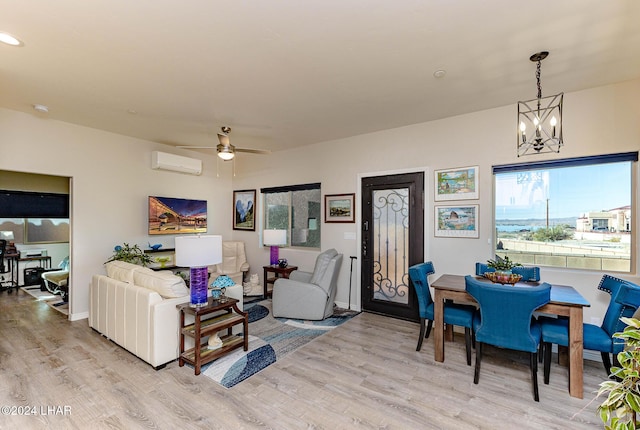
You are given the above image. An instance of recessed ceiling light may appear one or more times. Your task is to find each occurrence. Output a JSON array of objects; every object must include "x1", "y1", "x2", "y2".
[
  {"x1": 433, "y1": 69, "x2": 446, "y2": 79},
  {"x1": 33, "y1": 104, "x2": 49, "y2": 113},
  {"x1": 0, "y1": 32, "x2": 23, "y2": 46}
]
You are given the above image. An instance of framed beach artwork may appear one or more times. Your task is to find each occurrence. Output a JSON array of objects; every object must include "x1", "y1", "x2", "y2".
[
  {"x1": 233, "y1": 189, "x2": 256, "y2": 231},
  {"x1": 435, "y1": 205, "x2": 479, "y2": 238},
  {"x1": 324, "y1": 193, "x2": 355, "y2": 223},
  {"x1": 434, "y1": 165, "x2": 479, "y2": 201}
]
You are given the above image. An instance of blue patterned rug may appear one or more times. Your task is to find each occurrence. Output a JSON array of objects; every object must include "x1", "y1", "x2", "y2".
[{"x1": 199, "y1": 300, "x2": 359, "y2": 388}]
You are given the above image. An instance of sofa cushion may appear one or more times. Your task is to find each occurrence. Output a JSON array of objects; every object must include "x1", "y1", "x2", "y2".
[
  {"x1": 105, "y1": 260, "x2": 152, "y2": 284},
  {"x1": 133, "y1": 269, "x2": 189, "y2": 298},
  {"x1": 309, "y1": 248, "x2": 338, "y2": 285}
]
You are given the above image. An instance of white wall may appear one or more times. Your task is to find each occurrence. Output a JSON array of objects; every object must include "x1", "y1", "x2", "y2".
[
  {"x1": 0, "y1": 108, "x2": 231, "y2": 320},
  {"x1": 2, "y1": 79, "x2": 638, "y2": 323},
  {"x1": 232, "y1": 79, "x2": 640, "y2": 323}
]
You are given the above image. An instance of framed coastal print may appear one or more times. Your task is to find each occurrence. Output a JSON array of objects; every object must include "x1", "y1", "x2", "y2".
[
  {"x1": 435, "y1": 205, "x2": 479, "y2": 238},
  {"x1": 434, "y1": 166, "x2": 479, "y2": 201},
  {"x1": 233, "y1": 189, "x2": 256, "y2": 231},
  {"x1": 325, "y1": 193, "x2": 355, "y2": 223}
]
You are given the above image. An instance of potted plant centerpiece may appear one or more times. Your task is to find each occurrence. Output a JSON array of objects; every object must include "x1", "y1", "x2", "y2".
[
  {"x1": 486, "y1": 255, "x2": 522, "y2": 284},
  {"x1": 597, "y1": 317, "x2": 640, "y2": 429}
]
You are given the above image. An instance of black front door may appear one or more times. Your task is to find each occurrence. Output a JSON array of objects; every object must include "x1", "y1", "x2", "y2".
[{"x1": 361, "y1": 172, "x2": 424, "y2": 321}]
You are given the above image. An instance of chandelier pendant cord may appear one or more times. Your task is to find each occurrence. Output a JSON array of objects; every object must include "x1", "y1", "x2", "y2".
[{"x1": 536, "y1": 59, "x2": 542, "y2": 112}]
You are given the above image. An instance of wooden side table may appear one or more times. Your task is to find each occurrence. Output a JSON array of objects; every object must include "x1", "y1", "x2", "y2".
[
  {"x1": 263, "y1": 265, "x2": 298, "y2": 299},
  {"x1": 177, "y1": 297, "x2": 248, "y2": 375}
]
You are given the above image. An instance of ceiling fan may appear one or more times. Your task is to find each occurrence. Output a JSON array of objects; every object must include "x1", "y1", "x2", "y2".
[{"x1": 178, "y1": 126, "x2": 271, "y2": 161}]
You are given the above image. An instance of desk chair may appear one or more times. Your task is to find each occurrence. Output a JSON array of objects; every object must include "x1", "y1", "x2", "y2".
[
  {"x1": 466, "y1": 275, "x2": 551, "y2": 402},
  {"x1": 0, "y1": 239, "x2": 6, "y2": 274},
  {"x1": 409, "y1": 262, "x2": 475, "y2": 365},
  {"x1": 540, "y1": 275, "x2": 640, "y2": 382}
]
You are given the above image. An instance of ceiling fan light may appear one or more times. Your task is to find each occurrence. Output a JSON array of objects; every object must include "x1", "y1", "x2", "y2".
[{"x1": 218, "y1": 151, "x2": 234, "y2": 161}]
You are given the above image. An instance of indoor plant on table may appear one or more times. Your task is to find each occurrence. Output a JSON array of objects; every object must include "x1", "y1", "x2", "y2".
[
  {"x1": 486, "y1": 255, "x2": 522, "y2": 273},
  {"x1": 485, "y1": 255, "x2": 523, "y2": 284},
  {"x1": 597, "y1": 317, "x2": 640, "y2": 429},
  {"x1": 105, "y1": 243, "x2": 153, "y2": 266}
]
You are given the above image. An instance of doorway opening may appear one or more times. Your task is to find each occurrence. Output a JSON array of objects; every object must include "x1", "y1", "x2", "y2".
[{"x1": 0, "y1": 170, "x2": 71, "y2": 316}]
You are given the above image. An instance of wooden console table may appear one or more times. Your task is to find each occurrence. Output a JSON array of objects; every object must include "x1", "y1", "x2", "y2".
[
  {"x1": 263, "y1": 265, "x2": 298, "y2": 299},
  {"x1": 177, "y1": 297, "x2": 248, "y2": 375}
]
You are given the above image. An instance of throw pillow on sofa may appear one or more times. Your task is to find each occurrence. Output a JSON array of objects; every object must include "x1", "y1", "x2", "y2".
[{"x1": 133, "y1": 270, "x2": 188, "y2": 298}]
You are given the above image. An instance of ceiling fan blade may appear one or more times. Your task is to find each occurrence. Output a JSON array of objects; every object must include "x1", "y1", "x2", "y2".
[
  {"x1": 235, "y1": 147, "x2": 271, "y2": 155},
  {"x1": 176, "y1": 145, "x2": 217, "y2": 149}
]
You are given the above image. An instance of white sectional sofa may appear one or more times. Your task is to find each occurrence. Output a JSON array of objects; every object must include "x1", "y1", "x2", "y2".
[{"x1": 90, "y1": 260, "x2": 243, "y2": 369}]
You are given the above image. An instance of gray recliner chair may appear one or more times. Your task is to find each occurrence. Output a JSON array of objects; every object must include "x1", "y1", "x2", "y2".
[{"x1": 272, "y1": 249, "x2": 343, "y2": 320}]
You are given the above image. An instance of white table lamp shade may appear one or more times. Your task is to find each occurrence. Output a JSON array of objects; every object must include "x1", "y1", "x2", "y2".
[
  {"x1": 263, "y1": 229, "x2": 287, "y2": 246},
  {"x1": 175, "y1": 235, "x2": 222, "y2": 267}
]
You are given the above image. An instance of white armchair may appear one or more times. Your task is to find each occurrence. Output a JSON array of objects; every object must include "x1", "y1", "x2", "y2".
[
  {"x1": 209, "y1": 241, "x2": 249, "y2": 286},
  {"x1": 272, "y1": 249, "x2": 343, "y2": 320}
]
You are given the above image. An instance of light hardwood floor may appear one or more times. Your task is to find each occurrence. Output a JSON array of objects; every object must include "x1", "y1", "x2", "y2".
[{"x1": 0, "y1": 289, "x2": 605, "y2": 429}]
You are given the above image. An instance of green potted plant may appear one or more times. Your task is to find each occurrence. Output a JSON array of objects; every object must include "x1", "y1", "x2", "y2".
[
  {"x1": 597, "y1": 317, "x2": 640, "y2": 429},
  {"x1": 105, "y1": 243, "x2": 153, "y2": 266},
  {"x1": 486, "y1": 255, "x2": 522, "y2": 273}
]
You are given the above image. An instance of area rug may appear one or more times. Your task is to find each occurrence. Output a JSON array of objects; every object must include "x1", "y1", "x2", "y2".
[
  {"x1": 20, "y1": 286, "x2": 69, "y2": 316},
  {"x1": 199, "y1": 300, "x2": 359, "y2": 388}
]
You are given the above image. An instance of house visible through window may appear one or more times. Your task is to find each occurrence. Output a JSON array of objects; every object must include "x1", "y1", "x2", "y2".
[
  {"x1": 493, "y1": 152, "x2": 637, "y2": 273},
  {"x1": 261, "y1": 183, "x2": 321, "y2": 249}
]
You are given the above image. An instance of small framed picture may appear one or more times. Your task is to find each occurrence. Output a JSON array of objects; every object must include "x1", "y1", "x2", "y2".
[
  {"x1": 435, "y1": 205, "x2": 479, "y2": 238},
  {"x1": 233, "y1": 189, "x2": 256, "y2": 231},
  {"x1": 324, "y1": 193, "x2": 355, "y2": 223},
  {"x1": 434, "y1": 166, "x2": 479, "y2": 201}
]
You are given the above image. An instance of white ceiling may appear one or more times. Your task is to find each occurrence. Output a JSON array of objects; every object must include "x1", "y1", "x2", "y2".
[{"x1": 2, "y1": 1, "x2": 640, "y2": 154}]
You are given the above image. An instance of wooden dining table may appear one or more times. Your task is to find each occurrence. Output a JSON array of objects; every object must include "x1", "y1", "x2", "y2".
[{"x1": 431, "y1": 274, "x2": 590, "y2": 399}]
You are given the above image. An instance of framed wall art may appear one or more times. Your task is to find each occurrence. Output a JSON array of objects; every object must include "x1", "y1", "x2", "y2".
[
  {"x1": 233, "y1": 189, "x2": 256, "y2": 231},
  {"x1": 324, "y1": 193, "x2": 355, "y2": 223},
  {"x1": 435, "y1": 205, "x2": 479, "y2": 238},
  {"x1": 148, "y1": 196, "x2": 207, "y2": 235},
  {"x1": 434, "y1": 165, "x2": 479, "y2": 201}
]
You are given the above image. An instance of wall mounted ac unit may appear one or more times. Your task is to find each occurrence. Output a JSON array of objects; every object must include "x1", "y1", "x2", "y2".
[{"x1": 151, "y1": 151, "x2": 202, "y2": 175}]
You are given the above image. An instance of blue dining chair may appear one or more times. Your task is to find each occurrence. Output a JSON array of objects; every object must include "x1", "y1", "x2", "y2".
[
  {"x1": 540, "y1": 275, "x2": 640, "y2": 383},
  {"x1": 408, "y1": 262, "x2": 476, "y2": 365},
  {"x1": 465, "y1": 275, "x2": 551, "y2": 402},
  {"x1": 475, "y1": 262, "x2": 540, "y2": 282}
]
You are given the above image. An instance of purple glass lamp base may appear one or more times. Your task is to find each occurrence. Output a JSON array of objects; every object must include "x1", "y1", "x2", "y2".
[
  {"x1": 270, "y1": 246, "x2": 279, "y2": 266},
  {"x1": 189, "y1": 266, "x2": 209, "y2": 307}
]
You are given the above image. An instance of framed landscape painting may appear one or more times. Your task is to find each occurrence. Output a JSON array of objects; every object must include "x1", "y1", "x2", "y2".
[
  {"x1": 148, "y1": 196, "x2": 207, "y2": 235},
  {"x1": 233, "y1": 189, "x2": 256, "y2": 231},
  {"x1": 435, "y1": 205, "x2": 479, "y2": 238},
  {"x1": 434, "y1": 166, "x2": 479, "y2": 201},
  {"x1": 325, "y1": 193, "x2": 355, "y2": 223}
]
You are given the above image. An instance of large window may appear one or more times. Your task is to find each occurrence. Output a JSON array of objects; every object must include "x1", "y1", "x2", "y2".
[
  {"x1": 261, "y1": 183, "x2": 321, "y2": 249},
  {"x1": 493, "y1": 152, "x2": 637, "y2": 272}
]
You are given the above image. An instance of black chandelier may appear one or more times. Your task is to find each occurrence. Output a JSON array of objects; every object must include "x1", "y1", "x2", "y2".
[{"x1": 517, "y1": 51, "x2": 563, "y2": 157}]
